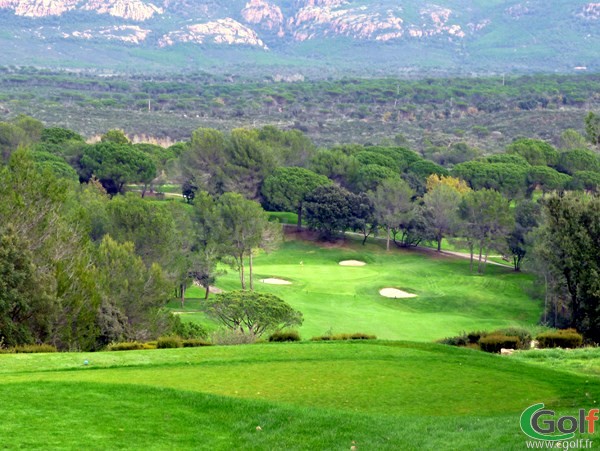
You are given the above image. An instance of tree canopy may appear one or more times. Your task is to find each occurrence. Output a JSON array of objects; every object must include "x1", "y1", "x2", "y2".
[
  {"x1": 262, "y1": 167, "x2": 331, "y2": 229},
  {"x1": 80, "y1": 142, "x2": 156, "y2": 196},
  {"x1": 203, "y1": 290, "x2": 303, "y2": 337}
]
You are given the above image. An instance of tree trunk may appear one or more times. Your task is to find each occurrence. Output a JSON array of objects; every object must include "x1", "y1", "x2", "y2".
[
  {"x1": 249, "y1": 252, "x2": 254, "y2": 291},
  {"x1": 386, "y1": 226, "x2": 390, "y2": 251},
  {"x1": 141, "y1": 184, "x2": 148, "y2": 198},
  {"x1": 514, "y1": 255, "x2": 522, "y2": 272},
  {"x1": 297, "y1": 203, "x2": 303, "y2": 231},
  {"x1": 180, "y1": 283, "x2": 186, "y2": 308},
  {"x1": 204, "y1": 284, "x2": 210, "y2": 299},
  {"x1": 480, "y1": 250, "x2": 489, "y2": 275},
  {"x1": 477, "y1": 244, "x2": 484, "y2": 274},
  {"x1": 437, "y1": 235, "x2": 442, "y2": 252},
  {"x1": 239, "y1": 252, "x2": 246, "y2": 290},
  {"x1": 469, "y1": 243, "x2": 474, "y2": 273},
  {"x1": 543, "y1": 273, "x2": 548, "y2": 325}
]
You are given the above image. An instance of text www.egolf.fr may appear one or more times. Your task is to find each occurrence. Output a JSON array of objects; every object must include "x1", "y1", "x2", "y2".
[{"x1": 525, "y1": 439, "x2": 593, "y2": 449}]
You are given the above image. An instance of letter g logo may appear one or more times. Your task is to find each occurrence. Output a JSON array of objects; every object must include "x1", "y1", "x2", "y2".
[{"x1": 520, "y1": 403, "x2": 575, "y2": 441}]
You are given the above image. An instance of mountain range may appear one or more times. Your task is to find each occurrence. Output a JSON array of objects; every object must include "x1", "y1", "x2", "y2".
[{"x1": 1, "y1": 0, "x2": 599, "y2": 74}]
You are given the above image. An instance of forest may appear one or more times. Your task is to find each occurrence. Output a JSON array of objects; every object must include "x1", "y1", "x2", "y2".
[
  {"x1": 1, "y1": 110, "x2": 600, "y2": 350},
  {"x1": 1, "y1": 67, "x2": 600, "y2": 151}
]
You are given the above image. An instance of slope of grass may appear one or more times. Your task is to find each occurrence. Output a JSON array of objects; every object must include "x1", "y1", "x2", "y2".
[
  {"x1": 510, "y1": 347, "x2": 600, "y2": 377},
  {"x1": 0, "y1": 341, "x2": 597, "y2": 449},
  {"x1": 177, "y1": 236, "x2": 541, "y2": 342}
]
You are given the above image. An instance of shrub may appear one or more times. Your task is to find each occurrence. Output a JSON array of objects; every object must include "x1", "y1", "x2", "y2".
[
  {"x1": 331, "y1": 333, "x2": 352, "y2": 340},
  {"x1": 479, "y1": 334, "x2": 520, "y2": 353},
  {"x1": 156, "y1": 336, "x2": 183, "y2": 349},
  {"x1": 107, "y1": 341, "x2": 151, "y2": 351},
  {"x1": 349, "y1": 333, "x2": 377, "y2": 340},
  {"x1": 536, "y1": 329, "x2": 583, "y2": 349},
  {"x1": 466, "y1": 331, "x2": 487, "y2": 344},
  {"x1": 492, "y1": 327, "x2": 532, "y2": 349},
  {"x1": 211, "y1": 329, "x2": 256, "y2": 346},
  {"x1": 268, "y1": 330, "x2": 301, "y2": 342},
  {"x1": 437, "y1": 333, "x2": 468, "y2": 347},
  {"x1": 175, "y1": 322, "x2": 208, "y2": 340},
  {"x1": 19, "y1": 344, "x2": 58, "y2": 353},
  {"x1": 311, "y1": 333, "x2": 376, "y2": 341},
  {"x1": 0, "y1": 344, "x2": 58, "y2": 354},
  {"x1": 182, "y1": 339, "x2": 212, "y2": 348}
]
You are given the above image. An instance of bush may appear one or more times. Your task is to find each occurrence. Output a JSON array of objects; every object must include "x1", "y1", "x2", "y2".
[
  {"x1": 107, "y1": 341, "x2": 152, "y2": 351},
  {"x1": 349, "y1": 332, "x2": 377, "y2": 340},
  {"x1": 156, "y1": 336, "x2": 183, "y2": 349},
  {"x1": 175, "y1": 322, "x2": 208, "y2": 340},
  {"x1": 211, "y1": 329, "x2": 256, "y2": 346},
  {"x1": 492, "y1": 327, "x2": 532, "y2": 349},
  {"x1": 310, "y1": 333, "x2": 376, "y2": 341},
  {"x1": 479, "y1": 334, "x2": 520, "y2": 353},
  {"x1": 268, "y1": 330, "x2": 301, "y2": 342},
  {"x1": 182, "y1": 339, "x2": 212, "y2": 347},
  {"x1": 467, "y1": 331, "x2": 487, "y2": 344},
  {"x1": 536, "y1": 329, "x2": 583, "y2": 349},
  {"x1": 437, "y1": 333, "x2": 468, "y2": 347},
  {"x1": 439, "y1": 329, "x2": 529, "y2": 351},
  {"x1": 0, "y1": 344, "x2": 58, "y2": 354}
]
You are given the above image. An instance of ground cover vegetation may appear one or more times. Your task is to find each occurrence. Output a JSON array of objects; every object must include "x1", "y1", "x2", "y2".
[{"x1": 2, "y1": 110, "x2": 600, "y2": 350}]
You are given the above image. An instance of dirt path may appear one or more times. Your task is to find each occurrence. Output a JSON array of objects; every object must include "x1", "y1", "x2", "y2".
[
  {"x1": 314, "y1": 228, "x2": 515, "y2": 269},
  {"x1": 438, "y1": 250, "x2": 513, "y2": 268}
]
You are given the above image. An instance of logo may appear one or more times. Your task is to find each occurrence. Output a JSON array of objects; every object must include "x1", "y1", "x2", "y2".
[{"x1": 521, "y1": 403, "x2": 599, "y2": 441}]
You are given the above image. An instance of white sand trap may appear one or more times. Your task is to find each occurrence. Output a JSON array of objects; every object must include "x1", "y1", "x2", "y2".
[
  {"x1": 209, "y1": 286, "x2": 223, "y2": 294},
  {"x1": 260, "y1": 278, "x2": 292, "y2": 285},
  {"x1": 379, "y1": 288, "x2": 417, "y2": 298},
  {"x1": 339, "y1": 260, "x2": 366, "y2": 266}
]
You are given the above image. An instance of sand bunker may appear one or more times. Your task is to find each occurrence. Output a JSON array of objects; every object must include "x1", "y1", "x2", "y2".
[
  {"x1": 209, "y1": 286, "x2": 223, "y2": 294},
  {"x1": 339, "y1": 260, "x2": 366, "y2": 266},
  {"x1": 260, "y1": 278, "x2": 292, "y2": 285},
  {"x1": 379, "y1": 288, "x2": 417, "y2": 299}
]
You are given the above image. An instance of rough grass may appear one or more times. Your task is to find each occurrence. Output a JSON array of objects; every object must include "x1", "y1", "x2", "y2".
[
  {"x1": 176, "y1": 236, "x2": 542, "y2": 342},
  {"x1": 0, "y1": 341, "x2": 597, "y2": 449},
  {"x1": 510, "y1": 347, "x2": 600, "y2": 377}
]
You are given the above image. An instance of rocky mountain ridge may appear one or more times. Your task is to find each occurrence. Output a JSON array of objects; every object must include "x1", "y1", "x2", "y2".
[{"x1": 0, "y1": 0, "x2": 598, "y2": 73}]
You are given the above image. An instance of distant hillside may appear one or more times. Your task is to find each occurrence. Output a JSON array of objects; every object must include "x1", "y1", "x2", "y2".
[{"x1": 0, "y1": 0, "x2": 599, "y2": 74}]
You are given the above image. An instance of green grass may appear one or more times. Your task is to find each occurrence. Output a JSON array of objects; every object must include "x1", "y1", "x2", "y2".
[
  {"x1": 267, "y1": 211, "x2": 299, "y2": 224},
  {"x1": 0, "y1": 223, "x2": 561, "y2": 449},
  {"x1": 510, "y1": 347, "x2": 600, "y2": 377},
  {"x1": 0, "y1": 341, "x2": 597, "y2": 449},
  {"x1": 179, "y1": 236, "x2": 541, "y2": 342}
]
